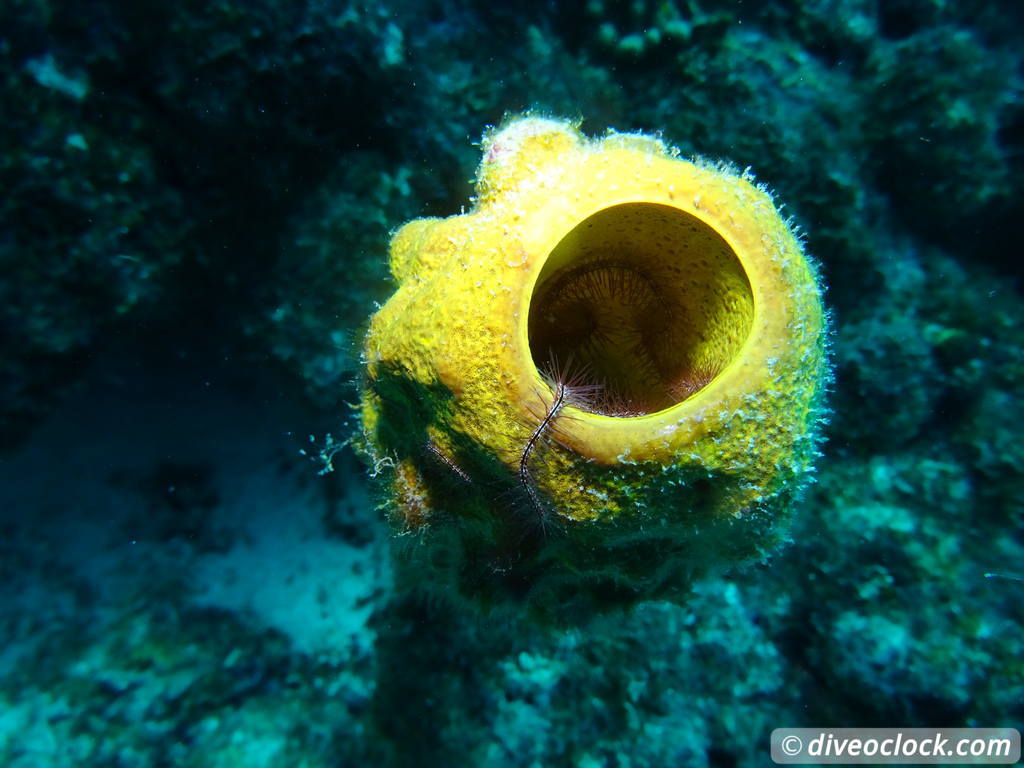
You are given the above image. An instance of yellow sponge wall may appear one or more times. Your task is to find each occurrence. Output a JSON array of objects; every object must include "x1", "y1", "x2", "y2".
[{"x1": 358, "y1": 117, "x2": 828, "y2": 613}]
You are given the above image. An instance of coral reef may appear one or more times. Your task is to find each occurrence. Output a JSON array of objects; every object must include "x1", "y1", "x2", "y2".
[
  {"x1": 1, "y1": 1, "x2": 1022, "y2": 766},
  {"x1": 1, "y1": 5, "x2": 186, "y2": 446}
]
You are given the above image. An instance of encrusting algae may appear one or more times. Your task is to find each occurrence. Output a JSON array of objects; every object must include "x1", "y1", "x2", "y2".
[{"x1": 357, "y1": 116, "x2": 830, "y2": 617}]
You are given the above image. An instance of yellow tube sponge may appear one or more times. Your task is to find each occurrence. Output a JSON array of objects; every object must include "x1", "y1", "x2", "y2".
[{"x1": 358, "y1": 117, "x2": 829, "y2": 616}]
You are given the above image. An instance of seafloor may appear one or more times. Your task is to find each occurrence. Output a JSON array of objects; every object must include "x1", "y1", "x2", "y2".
[{"x1": 1, "y1": 1, "x2": 1021, "y2": 766}]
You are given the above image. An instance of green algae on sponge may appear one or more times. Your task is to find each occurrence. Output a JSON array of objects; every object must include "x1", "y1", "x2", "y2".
[{"x1": 357, "y1": 116, "x2": 830, "y2": 616}]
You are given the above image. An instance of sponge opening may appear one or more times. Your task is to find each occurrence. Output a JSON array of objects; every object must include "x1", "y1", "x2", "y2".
[{"x1": 528, "y1": 203, "x2": 754, "y2": 416}]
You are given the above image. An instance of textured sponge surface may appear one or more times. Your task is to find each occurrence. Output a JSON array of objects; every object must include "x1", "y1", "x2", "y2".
[{"x1": 357, "y1": 117, "x2": 830, "y2": 614}]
